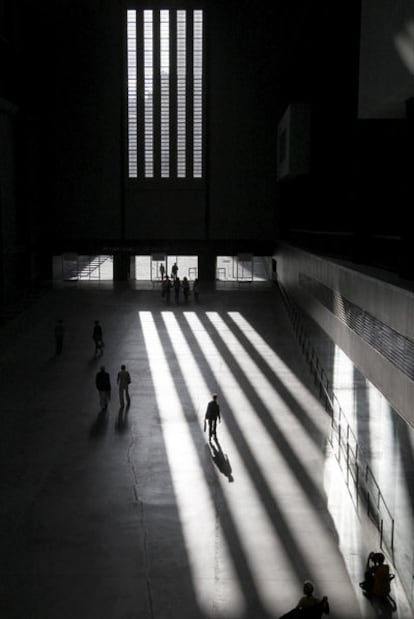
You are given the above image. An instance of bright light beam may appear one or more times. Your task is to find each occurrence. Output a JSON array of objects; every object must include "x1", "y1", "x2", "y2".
[
  {"x1": 206, "y1": 311, "x2": 323, "y2": 470},
  {"x1": 182, "y1": 311, "x2": 307, "y2": 613},
  {"x1": 227, "y1": 311, "x2": 326, "y2": 432},
  {"x1": 139, "y1": 311, "x2": 243, "y2": 618},
  {"x1": 203, "y1": 312, "x2": 343, "y2": 572}
]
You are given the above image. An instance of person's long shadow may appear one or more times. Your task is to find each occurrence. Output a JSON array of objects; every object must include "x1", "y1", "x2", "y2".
[
  {"x1": 89, "y1": 408, "x2": 109, "y2": 438},
  {"x1": 208, "y1": 437, "x2": 234, "y2": 482},
  {"x1": 115, "y1": 403, "x2": 130, "y2": 434}
]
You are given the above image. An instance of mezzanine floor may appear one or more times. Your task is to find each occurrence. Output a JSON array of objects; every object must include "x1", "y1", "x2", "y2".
[{"x1": 0, "y1": 282, "x2": 412, "y2": 619}]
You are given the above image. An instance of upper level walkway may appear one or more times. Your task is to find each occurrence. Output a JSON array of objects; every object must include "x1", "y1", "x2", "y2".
[{"x1": 0, "y1": 282, "x2": 412, "y2": 619}]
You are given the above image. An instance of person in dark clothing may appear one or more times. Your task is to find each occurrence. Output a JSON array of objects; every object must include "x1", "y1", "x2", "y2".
[
  {"x1": 162, "y1": 276, "x2": 171, "y2": 303},
  {"x1": 95, "y1": 366, "x2": 111, "y2": 411},
  {"x1": 182, "y1": 276, "x2": 190, "y2": 303},
  {"x1": 174, "y1": 276, "x2": 181, "y2": 303},
  {"x1": 92, "y1": 320, "x2": 104, "y2": 356},
  {"x1": 193, "y1": 278, "x2": 199, "y2": 302},
  {"x1": 204, "y1": 393, "x2": 221, "y2": 441},
  {"x1": 54, "y1": 319, "x2": 65, "y2": 355}
]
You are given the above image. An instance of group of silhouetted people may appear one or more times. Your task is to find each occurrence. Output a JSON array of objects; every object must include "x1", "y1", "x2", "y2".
[
  {"x1": 95, "y1": 363, "x2": 131, "y2": 411},
  {"x1": 277, "y1": 550, "x2": 396, "y2": 618},
  {"x1": 161, "y1": 275, "x2": 199, "y2": 304},
  {"x1": 54, "y1": 318, "x2": 132, "y2": 411}
]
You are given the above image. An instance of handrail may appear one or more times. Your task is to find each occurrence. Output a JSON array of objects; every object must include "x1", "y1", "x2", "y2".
[{"x1": 277, "y1": 281, "x2": 395, "y2": 556}]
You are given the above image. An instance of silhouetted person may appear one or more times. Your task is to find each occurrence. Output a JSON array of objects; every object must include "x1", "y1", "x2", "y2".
[
  {"x1": 171, "y1": 262, "x2": 178, "y2": 279},
  {"x1": 95, "y1": 366, "x2": 111, "y2": 411},
  {"x1": 204, "y1": 393, "x2": 221, "y2": 441},
  {"x1": 182, "y1": 276, "x2": 190, "y2": 303},
  {"x1": 193, "y1": 278, "x2": 199, "y2": 302},
  {"x1": 54, "y1": 319, "x2": 65, "y2": 355},
  {"x1": 372, "y1": 553, "x2": 394, "y2": 600},
  {"x1": 92, "y1": 320, "x2": 104, "y2": 356},
  {"x1": 159, "y1": 263, "x2": 165, "y2": 280},
  {"x1": 162, "y1": 276, "x2": 171, "y2": 303},
  {"x1": 295, "y1": 581, "x2": 329, "y2": 618},
  {"x1": 117, "y1": 364, "x2": 131, "y2": 407},
  {"x1": 174, "y1": 276, "x2": 181, "y2": 303}
]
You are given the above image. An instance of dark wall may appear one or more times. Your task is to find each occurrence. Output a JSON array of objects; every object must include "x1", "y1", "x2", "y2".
[{"x1": 16, "y1": 0, "x2": 310, "y2": 250}]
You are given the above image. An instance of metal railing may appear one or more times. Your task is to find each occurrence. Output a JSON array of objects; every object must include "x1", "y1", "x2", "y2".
[{"x1": 277, "y1": 281, "x2": 395, "y2": 556}]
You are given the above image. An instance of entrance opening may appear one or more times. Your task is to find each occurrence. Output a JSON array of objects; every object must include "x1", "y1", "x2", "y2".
[
  {"x1": 135, "y1": 255, "x2": 198, "y2": 281},
  {"x1": 62, "y1": 255, "x2": 114, "y2": 281},
  {"x1": 216, "y1": 256, "x2": 271, "y2": 282}
]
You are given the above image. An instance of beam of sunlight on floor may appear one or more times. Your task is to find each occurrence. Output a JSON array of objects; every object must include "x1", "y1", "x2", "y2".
[
  {"x1": 206, "y1": 311, "x2": 323, "y2": 473},
  {"x1": 139, "y1": 311, "x2": 245, "y2": 618},
  {"x1": 183, "y1": 311, "x2": 351, "y2": 611},
  {"x1": 226, "y1": 311, "x2": 326, "y2": 434},
  {"x1": 202, "y1": 312, "x2": 347, "y2": 577},
  {"x1": 173, "y1": 311, "x2": 302, "y2": 614}
]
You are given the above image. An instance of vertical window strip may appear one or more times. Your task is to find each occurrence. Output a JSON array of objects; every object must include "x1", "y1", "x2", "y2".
[
  {"x1": 177, "y1": 10, "x2": 186, "y2": 178},
  {"x1": 160, "y1": 10, "x2": 170, "y2": 178},
  {"x1": 144, "y1": 10, "x2": 154, "y2": 178},
  {"x1": 193, "y1": 10, "x2": 203, "y2": 178},
  {"x1": 127, "y1": 10, "x2": 137, "y2": 178}
]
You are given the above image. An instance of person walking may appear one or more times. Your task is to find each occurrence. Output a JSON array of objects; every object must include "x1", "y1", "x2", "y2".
[
  {"x1": 95, "y1": 366, "x2": 111, "y2": 411},
  {"x1": 171, "y1": 262, "x2": 178, "y2": 280},
  {"x1": 54, "y1": 319, "x2": 65, "y2": 355},
  {"x1": 117, "y1": 364, "x2": 131, "y2": 407},
  {"x1": 92, "y1": 320, "x2": 104, "y2": 356},
  {"x1": 204, "y1": 393, "x2": 221, "y2": 441},
  {"x1": 159, "y1": 263, "x2": 165, "y2": 280}
]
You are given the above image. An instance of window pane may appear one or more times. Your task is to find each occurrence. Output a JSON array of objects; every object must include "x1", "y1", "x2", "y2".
[
  {"x1": 127, "y1": 10, "x2": 137, "y2": 178},
  {"x1": 193, "y1": 10, "x2": 203, "y2": 178}
]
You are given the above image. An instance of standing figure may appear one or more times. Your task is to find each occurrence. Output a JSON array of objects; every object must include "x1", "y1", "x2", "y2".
[
  {"x1": 182, "y1": 277, "x2": 190, "y2": 303},
  {"x1": 293, "y1": 581, "x2": 329, "y2": 618},
  {"x1": 162, "y1": 275, "x2": 171, "y2": 303},
  {"x1": 92, "y1": 320, "x2": 104, "y2": 356},
  {"x1": 117, "y1": 364, "x2": 131, "y2": 407},
  {"x1": 171, "y1": 262, "x2": 178, "y2": 280},
  {"x1": 95, "y1": 366, "x2": 111, "y2": 411},
  {"x1": 204, "y1": 393, "x2": 221, "y2": 441},
  {"x1": 54, "y1": 319, "x2": 65, "y2": 355},
  {"x1": 193, "y1": 278, "x2": 199, "y2": 302},
  {"x1": 174, "y1": 276, "x2": 181, "y2": 303},
  {"x1": 159, "y1": 263, "x2": 165, "y2": 280}
]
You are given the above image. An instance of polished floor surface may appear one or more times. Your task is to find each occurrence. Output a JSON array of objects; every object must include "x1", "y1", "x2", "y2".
[{"x1": 0, "y1": 282, "x2": 412, "y2": 619}]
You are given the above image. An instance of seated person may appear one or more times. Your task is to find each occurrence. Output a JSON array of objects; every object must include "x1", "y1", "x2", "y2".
[
  {"x1": 297, "y1": 581, "x2": 330, "y2": 617},
  {"x1": 372, "y1": 553, "x2": 394, "y2": 599}
]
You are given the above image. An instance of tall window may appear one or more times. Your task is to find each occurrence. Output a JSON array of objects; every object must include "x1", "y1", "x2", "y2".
[{"x1": 127, "y1": 9, "x2": 204, "y2": 179}]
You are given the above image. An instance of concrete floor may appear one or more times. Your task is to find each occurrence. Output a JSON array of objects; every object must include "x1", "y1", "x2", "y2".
[{"x1": 0, "y1": 282, "x2": 412, "y2": 619}]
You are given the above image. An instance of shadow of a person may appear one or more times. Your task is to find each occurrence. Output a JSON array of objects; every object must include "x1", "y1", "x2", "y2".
[
  {"x1": 89, "y1": 409, "x2": 109, "y2": 438},
  {"x1": 209, "y1": 438, "x2": 234, "y2": 482},
  {"x1": 370, "y1": 595, "x2": 397, "y2": 619},
  {"x1": 115, "y1": 403, "x2": 130, "y2": 433}
]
